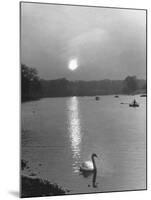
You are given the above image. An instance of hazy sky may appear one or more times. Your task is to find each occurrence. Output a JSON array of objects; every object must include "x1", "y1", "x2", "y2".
[{"x1": 21, "y1": 3, "x2": 146, "y2": 80}]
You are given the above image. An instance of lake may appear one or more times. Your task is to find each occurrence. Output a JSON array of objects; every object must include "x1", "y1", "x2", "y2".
[{"x1": 21, "y1": 95, "x2": 146, "y2": 194}]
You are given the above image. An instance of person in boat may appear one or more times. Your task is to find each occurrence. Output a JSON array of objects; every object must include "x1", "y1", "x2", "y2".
[
  {"x1": 95, "y1": 96, "x2": 100, "y2": 101},
  {"x1": 129, "y1": 99, "x2": 139, "y2": 107},
  {"x1": 133, "y1": 99, "x2": 137, "y2": 105}
]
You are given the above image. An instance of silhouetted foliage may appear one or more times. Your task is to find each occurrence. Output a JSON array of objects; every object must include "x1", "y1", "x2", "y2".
[
  {"x1": 21, "y1": 65, "x2": 146, "y2": 100},
  {"x1": 40, "y1": 79, "x2": 125, "y2": 97},
  {"x1": 142, "y1": 82, "x2": 147, "y2": 90},
  {"x1": 21, "y1": 176, "x2": 67, "y2": 198},
  {"x1": 123, "y1": 76, "x2": 138, "y2": 94},
  {"x1": 40, "y1": 78, "x2": 70, "y2": 97},
  {"x1": 21, "y1": 160, "x2": 29, "y2": 170},
  {"x1": 21, "y1": 64, "x2": 41, "y2": 102}
]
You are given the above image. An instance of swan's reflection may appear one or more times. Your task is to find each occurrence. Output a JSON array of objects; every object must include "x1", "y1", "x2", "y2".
[
  {"x1": 80, "y1": 170, "x2": 97, "y2": 188},
  {"x1": 67, "y1": 97, "x2": 81, "y2": 173},
  {"x1": 92, "y1": 170, "x2": 97, "y2": 188}
]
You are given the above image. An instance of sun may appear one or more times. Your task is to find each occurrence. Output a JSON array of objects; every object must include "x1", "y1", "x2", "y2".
[{"x1": 68, "y1": 59, "x2": 78, "y2": 71}]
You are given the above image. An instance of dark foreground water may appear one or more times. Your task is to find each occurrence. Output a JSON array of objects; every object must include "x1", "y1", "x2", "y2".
[{"x1": 21, "y1": 95, "x2": 146, "y2": 194}]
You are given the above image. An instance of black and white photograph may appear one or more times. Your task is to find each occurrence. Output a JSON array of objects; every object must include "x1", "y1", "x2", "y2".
[{"x1": 20, "y1": 2, "x2": 147, "y2": 198}]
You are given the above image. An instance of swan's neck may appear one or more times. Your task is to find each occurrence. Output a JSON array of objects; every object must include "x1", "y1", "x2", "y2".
[{"x1": 92, "y1": 156, "x2": 96, "y2": 170}]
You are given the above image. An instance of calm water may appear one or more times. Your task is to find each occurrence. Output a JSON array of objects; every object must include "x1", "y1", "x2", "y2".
[{"x1": 21, "y1": 95, "x2": 146, "y2": 194}]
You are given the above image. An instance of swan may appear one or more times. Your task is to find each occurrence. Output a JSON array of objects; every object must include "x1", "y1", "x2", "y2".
[{"x1": 80, "y1": 153, "x2": 98, "y2": 172}]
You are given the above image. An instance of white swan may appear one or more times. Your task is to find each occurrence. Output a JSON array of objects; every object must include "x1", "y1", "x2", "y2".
[{"x1": 80, "y1": 153, "x2": 98, "y2": 172}]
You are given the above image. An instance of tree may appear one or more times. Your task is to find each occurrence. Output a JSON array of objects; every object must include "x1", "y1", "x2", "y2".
[
  {"x1": 123, "y1": 76, "x2": 138, "y2": 94},
  {"x1": 142, "y1": 82, "x2": 147, "y2": 90},
  {"x1": 21, "y1": 64, "x2": 41, "y2": 101}
]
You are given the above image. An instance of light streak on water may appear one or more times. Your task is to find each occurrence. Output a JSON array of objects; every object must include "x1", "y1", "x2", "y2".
[{"x1": 67, "y1": 97, "x2": 82, "y2": 173}]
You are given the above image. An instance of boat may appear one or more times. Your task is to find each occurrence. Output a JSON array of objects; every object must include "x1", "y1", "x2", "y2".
[
  {"x1": 140, "y1": 94, "x2": 147, "y2": 97},
  {"x1": 114, "y1": 95, "x2": 119, "y2": 98},
  {"x1": 129, "y1": 99, "x2": 139, "y2": 107},
  {"x1": 95, "y1": 96, "x2": 100, "y2": 101}
]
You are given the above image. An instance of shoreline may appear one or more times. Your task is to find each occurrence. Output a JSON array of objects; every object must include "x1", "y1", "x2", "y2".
[
  {"x1": 21, "y1": 90, "x2": 147, "y2": 103},
  {"x1": 21, "y1": 160, "x2": 69, "y2": 197}
]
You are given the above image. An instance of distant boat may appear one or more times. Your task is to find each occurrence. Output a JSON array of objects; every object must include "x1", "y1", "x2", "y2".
[
  {"x1": 140, "y1": 94, "x2": 147, "y2": 97},
  {"x1": 95, "y1": 96, "x2": 100, "y2": 101},
  {"x1": 129, "y1": 99, "x2": 139, "y2": 107},
  {"x1": 114, "y1": 95, "x2": 119, "y2": 98}
]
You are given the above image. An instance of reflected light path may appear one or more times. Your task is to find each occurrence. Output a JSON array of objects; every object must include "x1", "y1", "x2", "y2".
[{"x1": 67, "y1": 97, "x2": 82, "y2": 173}]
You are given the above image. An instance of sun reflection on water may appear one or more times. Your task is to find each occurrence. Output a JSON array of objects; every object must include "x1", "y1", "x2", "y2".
[{"x1": 67, "y1": 96, "x2": 81, "y2": 173}]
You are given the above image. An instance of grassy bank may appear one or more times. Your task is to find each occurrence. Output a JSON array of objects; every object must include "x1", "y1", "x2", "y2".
[
  {"x1": 21, "y1": 160, "x2": 69, "y2": 197},
  {"x1": 21, "y1": 176, "x2": 67, "y2": 198}
]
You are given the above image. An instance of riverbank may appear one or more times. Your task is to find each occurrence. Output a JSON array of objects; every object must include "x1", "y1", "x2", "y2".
[
  {"x1": 21, "y1": 90, "x2": 147, "y2": 103},
  {"x1": 21, "y1": 160, "x2": 69, "y2": 197},
  {"x1": 21, "y1": 176, "x2": 67, "y2": 198},
  {"x1": 21, "y1": 96, "x2": 41, "y2": 103}
]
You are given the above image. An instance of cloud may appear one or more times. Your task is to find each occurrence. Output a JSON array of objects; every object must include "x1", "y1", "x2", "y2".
[
  {"x1": 70, "y1": 28, "x2": 106, "y2": 47},
  {"x1": 62, "y1": 28, "x2": 108, "y2": 60}
]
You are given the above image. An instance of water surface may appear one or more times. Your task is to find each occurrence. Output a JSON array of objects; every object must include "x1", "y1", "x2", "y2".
[{"x1": 21, "y1": 95, "x2": 146, "y2": 194}]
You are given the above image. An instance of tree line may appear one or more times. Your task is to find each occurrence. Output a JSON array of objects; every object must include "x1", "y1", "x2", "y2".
[{"x1": 21, "y1": 64, "x2": 146, "y2": 102}]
